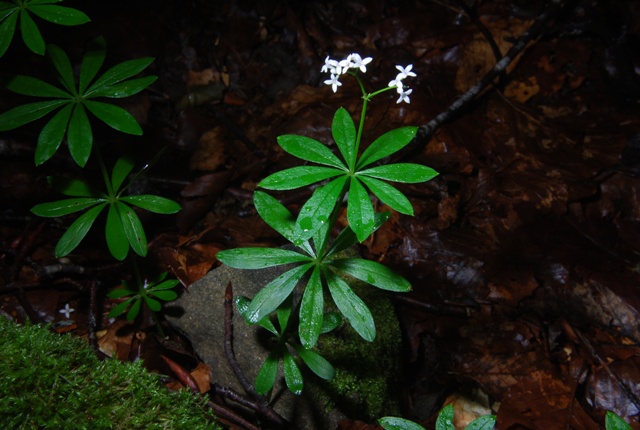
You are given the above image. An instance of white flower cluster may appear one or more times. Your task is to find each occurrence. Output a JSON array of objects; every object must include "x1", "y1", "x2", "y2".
[
  {"x1": 388, "y1": 64, "x2": 416, "y2": 104},
  {"x1": 321, "y1": 53, "x2": 416, "y2": 104}
]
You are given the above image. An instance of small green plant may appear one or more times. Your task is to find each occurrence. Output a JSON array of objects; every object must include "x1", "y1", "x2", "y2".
[
  {"x1": 217, "y1": 53, "x2": 438, "y2": 394},
  {"x1": 0, "y1": 0, "x2": 90, "y2": 57},
  {"x1": 108, "y1": 271, "x2": 180, "y2": 322},
  {"x1": 237, "y1": 295, "x2": 338, "y2": 394},
  {"x1": 31, "y1": 154, "x2": 180, "y2": 260},
  {"x1": 0, "y1": 36, "x2": 156, "y2": 166},
  {"x1": 380, "y1": 404, "x2": 496, "y2": 430}
]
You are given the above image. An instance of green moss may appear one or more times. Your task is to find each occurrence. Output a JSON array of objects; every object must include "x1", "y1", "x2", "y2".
[
  {"x1": 311, "y1": 282, "x2": 403, "y2": 421},
  {"x1": 0, "y1": 317, "x2": 220, "y2": 430}
]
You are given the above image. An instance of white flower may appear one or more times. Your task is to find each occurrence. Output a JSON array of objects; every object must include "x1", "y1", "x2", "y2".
[
  {"x1": 388, "y1": 76, "x2": 404, "y2": 89},
  {"x1": 396, "y1": 64, "x2": 417, "y2": 79},
  {"x1": 59, "y1": 303, "x2": 75, "y2": 319},
  {"x1": 324, "y1": 74, "x2": 342, "y2": 93},
  {"x1": 338, "y1": 54, "x2": 352, "y2": 74},
  {"x1": 321, "y1": 56, "x2": 340, "y2": 74},
  {"x1": 349, "y1": 53, "x2": 372, "y2": 73},
  {"x1": 396, "y1": 88, "x2": 412, "y2": 104}
]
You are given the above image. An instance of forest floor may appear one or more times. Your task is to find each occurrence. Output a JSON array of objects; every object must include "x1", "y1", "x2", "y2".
[{"x1": 1, "y1": 1, "x2": 639, "y2": 429}]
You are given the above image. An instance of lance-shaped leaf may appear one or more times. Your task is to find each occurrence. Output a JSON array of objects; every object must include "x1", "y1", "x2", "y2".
[
  {"x1": 436, "y1": 404, "x2": 455, "y2": 430},
  {"x1": 0, "y1": 99, "x2": 68, "y2": 131},
  {"x1": 4, "y1": 75, "x2": 69, "y2": 98},
  {"x1": 47, "y1": 43, "x2": 76, "y2": 94},
  {"x1": 359, "y1": 163, "x2": 439, "y2": 183},
  {"x1": 28, "y1": 4, "x2": 90, "y2": 26},
  {"x1": 20, "y1": 9, "x2": 44, "y2": 54},
  {"x1": 359, "y1": 175, "x2": 414, "y2": 216},
  {"x1": 35, "y1": 103, "x2": 72, "y2": 164},
  {"x1": 115, "y1": 201, "x2": 147, "y2": 257},
  {"x1": 244, "y1": 263, "x2": 313, "y2": 324},
  {"x1": 298, "y1": 266, "x2": 323, "y2": 348},
  {"x1": 79, "y1": 36, "x2": 106, "y2": 93},
  {"x1": 294, "y1": 176, "x2": 348, "y2": 244},
  {"x1": 325, "y1": 269, "x2": 375, "y2": 342},
  {"x1": 217, "y1": 248, "x2": 311, "y2": 270},
  {"x1": 379, "y1": 417, "x2": 426, "y2": 430},
  {"x1": 356, "y1": 126, "x2": 418, "y2": 169},
  {"x1": 282, "y1": 349, "x2": 303, "y2": 395},
  {"x1": 84, "y1": 57, "x2": 155, "y2": 96},
  {"x1": 325, "y1": 212, "x2": 390, "y2": 258},
  {"x1": 87, "y1": 76, "x2": 158, "y2": 99},
  {"x1": 347, "y1": 177, "x2": 375, "y2": 242},
  {"x1": 84, "y1": 100, "x2": 142, "y2": 135},
  {"x1": 106, "y1": 203, "x2": 129, "y2": 261},
  {"x1": 277, "y1": 134, "x2": 345, "y2": 169},
  {"x1": 256, "y1": 349, "x2": 280, "y2": 394},
  {"x1": 67, "y1": 103, "x2": 92, "y2": 167},
  {"x1": 253, "y1": 191, "x2": 297, "y2": 243},
  {"x1": 111, "y1": 155, "x2": 135, "y2": 192},
  {"x1": 465, "y1": 415, "x2": 497, "y2": 430},
  {"x1": 0, "y1": 9, "x2": 18, "y2": 58},
  {"x1": 259, "y1": 166, "x2": 342, "y2": 190},
  {"x1": 331, "y1": 107, "x2": 357, "y2": 170},
  {"x1": 54, "y1": 202, "x2": 107, "y2": 257},
  {"x1": 120, "y1": 195, "x2": 181, "y2": 214},
  {"x1": 294, "y1": 345, "x2": 335, "y2": 380},
  {"x1": 48, "y1": 177, "x2": 99, "y2": 197},
  {"x1": 329, "y1": 258, "x2": 411, "y2": 292},
  {"x1": 31, "y1": 197, "x2": 103, "y2": 217},
  {"x1": 236, "y1": 296, "x2": 278, "y2": 335}
]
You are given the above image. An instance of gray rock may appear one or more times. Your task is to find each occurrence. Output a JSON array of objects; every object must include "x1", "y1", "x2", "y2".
[{"x1": 165, "y1": 262, "x2": 403, "y2": 429}]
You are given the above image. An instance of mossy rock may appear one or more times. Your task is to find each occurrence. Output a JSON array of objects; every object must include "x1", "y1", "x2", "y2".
[{"x1": 0, "y1": 316, "x2": 219, "y2": 430}]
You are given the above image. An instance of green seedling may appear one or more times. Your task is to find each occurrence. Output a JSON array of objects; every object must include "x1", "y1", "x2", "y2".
[
  {"x1": 108, "y1": 272, "x2": 180, "y2": 321},
  {"x1": 0, "y1": 0, "x2": 90, "y2": 57},
  {"x1": 0, "y1": 36, "x2": 156, "y2": 166},
  {"x1": 31, "y1": 154, "x2": 180, "y2": 260},
  {"x1": 236, "y1": 296, "x2": 337, "y2": 395},
  {"x1": 606, "y1": 411, "x2": 633, "y2": 430},
  {"x1": 218, "y1": 53, "x2": 438, "y2": 394},
  {"x1": 380, "y1": 404, "x2": 496, "y2": 430}
]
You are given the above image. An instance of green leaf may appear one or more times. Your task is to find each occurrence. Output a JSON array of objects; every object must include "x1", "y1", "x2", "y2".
[
  {"x1": 357, "y1": 126, "x2": 418, "y2": 169},
  {"x1": 107, "y1": 288, "x2": 135, "y2": 299},
  {"x1": 0, "y1": 99, "x2": 67, "y2": 131},
  {"x1": 277, "y1": 134, "x2": 345, "y2": 169},
  {"x1": 244, "y1": 263, "x2": 313, "y2": 324},
  {"x1": 120, "y1": 195, "x2": 181, "y2": 214},
  {"x1": 35, "y1": 103, "x2": 72, "y2": 165},
  {"x1": 294, "y1": 345, "x2": 335, "y2": 380},
  {"x1": 294, "y1": 176, "x2": 348, "y2": 244},
  {"x1": 359, "y1": 163, "x2": 439, "y2": 183},
  {"x1": 436, "y1": 404, "x2": 455, "y2": 430},
  {"x1": 150, "y1": 290, "x2": 178, "y2": 301},
  {"x1": 47, "y1": 44, "x2": 76, "y2": 94},
  {"x1": 49, "y1": 177, "x2": 98, "y2": 197},
  {"x1": 126, "y1": 299, "x2": 142, "y2": 321},
  {"x1": 331, "y1": 107, "x2": 357, "y2": 170},
  {"x1": 379, "y1": 417, "x2": 426, "y2": 430},
  {"x1": 325, "y1": 212, "x2": 390, "y2": 258},
  {"x1": 465, "y1": 415, "x2": 496, "y2": 430},
  {"x1": 359, "y1": 175, "x2": 414, "y2": 215},
  {"x1": 282, "y1": 349, "x2": 303, "y2": 395},
  {"x1": 85, "y1": 57, "x2": 154, "y2": 95},
  {"x1": 25, "y1": 0, "x2": 62, "y2": 5},
  {"x1": 84, "y1": 100, "x2": 142, "y2": 135},
  {"x1": 110, "y1": 155, "x2": 135, "y2": 193},
  {"x1": 236, "y1": 296, "x2": 278, "y2": 335},
  {"x1": 31, "y1": 197, "x2": 102, "y2": 217},
  {"x1": 79, "y1": 36, "x2": 106, "y2": 94},
  {"x1": 151, "y1": 279, "x2": 179, "y2": 291},
  {"x1": 325, "y1": 269, "x2": 375, "y2": 342},
  {"x1": 143, "y1": 296, "x2": 162, "y2": 312},
  {"x1": 255, "y1": 350, "x2": 279, "y2": 395},
  {"x1": 107, "y1": 297, "x2": 136, "y2": 319},
  {"x1": 0, "y1": 9, "x2": 18, "y2": 58},
  {"x1": 253, "y1": 191, "x2": 297, "y2": 244},
  {"x1": 605, "y1": 412, "x2": 632, "y2": 430},
  {"x1": 258, "y1": 166, "x2": 342, "y2": 190},
  {"x1": 116, "y1": 201, "x2": 147, "y2": 257},
  {"x1": 298, "y1": 266, "x2": 323, "y2": 349},
  {"x1": 276, "y1": 295, "x2": 292, "y2": 333},
  {"x1": 87, "y1": 75, "x2": 157, "y2": 98},
  {"x1": 67, "y1": 103, "x2": 92, "y2": 167},
  {"x1": 4, "y1": 74, "x2": 69, "y2": 98},
  {"x1": 28, "y1": 4, "x2": 90, "y2": 26},
  {"x1": 54, "y1": 202, "x2": 107, "y2": 257},
  {"x1": 320, "y1": 312, "x2": 341, "y2": 334},
  {"x1": 105, "y1": 203, "x2": 128, "y2": 261},
  {"x1": 20, "y1": 10, "x2": 44, "y2": 55},
  {"x1": 217, "y1": 248, "x2": 310, "y2": 270},
  {"x1": 347, "y1": 177, "x2": 375, "y2": 242},
  {"x1": 329, "y1": 258, "x2": 412, "y2": 292}
]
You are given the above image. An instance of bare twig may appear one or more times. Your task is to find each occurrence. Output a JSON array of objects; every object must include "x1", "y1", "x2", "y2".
[{"x1": 415, "y1": 0, "x2": 570, "y2": 145}]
